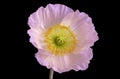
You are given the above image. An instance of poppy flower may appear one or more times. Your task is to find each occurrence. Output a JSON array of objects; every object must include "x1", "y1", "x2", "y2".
[{"x1": 27, "y1": 4, "x2": 99, "y2": 73}]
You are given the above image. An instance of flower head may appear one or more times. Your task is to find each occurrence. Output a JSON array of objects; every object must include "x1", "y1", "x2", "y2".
[{"x1": 27, "y1": 4, "x2": 99, "y2": 73}]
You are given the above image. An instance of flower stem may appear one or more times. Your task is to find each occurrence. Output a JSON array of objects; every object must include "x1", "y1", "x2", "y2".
[{"x1": 49, "y1": 69, "x2": 54, "y2": 79}]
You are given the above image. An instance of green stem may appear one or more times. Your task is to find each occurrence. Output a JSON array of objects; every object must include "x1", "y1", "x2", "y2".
[{"x1": 49, "y1": 69, "x2": 54, "y2": 79}]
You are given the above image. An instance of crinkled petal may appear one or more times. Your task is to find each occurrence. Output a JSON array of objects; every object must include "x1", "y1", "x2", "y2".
[
  {"x1": 73, "y1": 48, "x2": 93, "y2": 71},
  {"x1": 35, "y1": 48, "x2": 93, "y2": 73},
  {"x1": 27, "y1": 28, "x2": 46, "y2": 49},
  {"x1": 28, "y1": 4, "x2": 74, "y2": 49},
  {"x1": 61, "y1": 10, "x2": 99, "y2": 48},
  {"x1": 28, "y1": 7, "x2": 45, "y2": 29},
  {"x1": 35, "y1": 49, "x2": 68, "y2": 73},
  {"x1": 28, "y1": 4, "x2": 73, "y2": 30}
]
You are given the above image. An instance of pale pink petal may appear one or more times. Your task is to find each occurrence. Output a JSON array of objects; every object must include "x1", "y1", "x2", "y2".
[
  {"x1": 28, "y1": 4, "x2": 74, "y2": 49},
  {"x1": 73, "y1": 48, "x2": 93, "y2": 71},
  {"x1": 27, "y1": 29, "x2": 46, "y2": 49},
  {"x1": 61, "y1": 10, "x2": 99, "y2": 48},
  {"x1": 44, "y1": 4, "x2": 74, "y2": 29},
  {"x1": 28, "y1": 4, "x2": 73, "y2": 30},
  {"x1": 28, "y1": 7, "x2": 45, "y2": 30},
  {"x1": 61, "y1": 48, "x2": 93, "y2": 71},
  {"x1": 35, "y1": 48, "x2": 93, "y2": 73},
  {"x1": 35, "y1": 50, "x2": 69, "y2": 73}
]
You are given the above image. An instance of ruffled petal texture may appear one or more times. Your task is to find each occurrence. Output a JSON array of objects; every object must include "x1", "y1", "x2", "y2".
[
  {"x1": 27, "y1": 4, "x2": 99, "y2": 73},
  {"x1": 61, "y1": 10, "x2": 98, "y2": 49},
  {"x1": 28, "y1": 4, "x2": 73, "y2": 49},
  {"x1": 35, "y1": 48, "x2": 93, "y2": 73}
]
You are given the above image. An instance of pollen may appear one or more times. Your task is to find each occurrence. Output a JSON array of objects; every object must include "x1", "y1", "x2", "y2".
[{"x1": 45, "y1": 24, "x2": 77, "y2": 56}]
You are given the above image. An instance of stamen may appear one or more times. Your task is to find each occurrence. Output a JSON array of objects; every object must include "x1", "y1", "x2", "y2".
[{"x1": 45, "y1": 24, "x2": 77, "y2": 56}]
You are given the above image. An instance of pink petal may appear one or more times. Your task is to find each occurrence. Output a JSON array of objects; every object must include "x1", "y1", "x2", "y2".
[
  {"x1": 61, "y1": 10, "x2": 99, "y2": 48},
  {"x1": 73, "y1": 48, "x2": 93, "y2": 71},
  {"x1": 28, "y1": 4, "x2": 74, "y2": 49},
  {"x1": 28, "y1": 7, "x2": 45, "y2": 29},
  {"x1": 28, "y1": 4, "x2": 73, "y2": 30},
  {"x1": 62, "y1": 48, "x2": 93, "y2": 71},
  {"x1": 27, "y1": 29, "x2": 46, "y2": 49},
  {"x1": 35, "y1": 50, "x2": 69, "y2": 73},
  {"x1": 35, "y1": 48, "x2": 93, "y2": 73}
]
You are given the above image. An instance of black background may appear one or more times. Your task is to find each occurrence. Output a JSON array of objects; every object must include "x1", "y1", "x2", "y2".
[{"x1": 2, "y1": 0, "x2": 116, "y2": 79}]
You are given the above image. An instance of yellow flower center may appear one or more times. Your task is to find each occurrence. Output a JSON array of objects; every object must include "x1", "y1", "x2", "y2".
[{"x1": 45, "y1": 24, "x2": 77, "y2": 56}]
